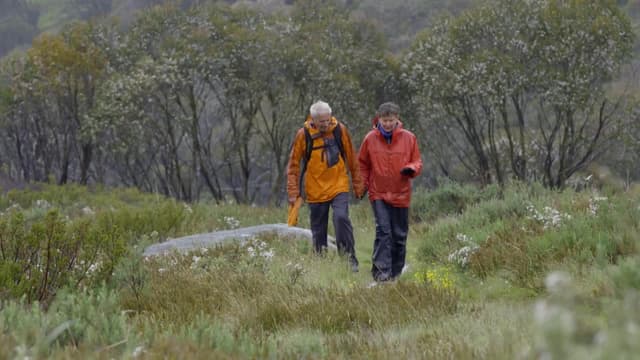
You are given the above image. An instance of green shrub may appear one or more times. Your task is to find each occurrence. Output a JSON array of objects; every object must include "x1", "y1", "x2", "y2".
[
  {"x1": 111, "y1": 236, "x2": 156, "y2": 313},
  {"x1": 526, "y1": 272, "x2": 640, "y2": 359},
  {"x1": 416, "y1": 183, "x2": 640, "y2": 290},
  {"x1": 610, "y1": 257, "x2": 640, "y2": 297},
  {"x1": 468, "y1": 222, "x2": 545, "y2": 288},
  {"x1": 3, "y1": 184, "x2": 146, "y2": 212},
  {"x1": 0, "y1": 286, "x2": 135, "y2": 358},
  {"x1": 47, "y1": 286, "x2": 133, "y2": 350},
  {"x1": 410, "y1": 181, "x2": 498, "y2": 222},
  {"x1": 0, "y1": 209, "x2": 127, "y2": 304}
]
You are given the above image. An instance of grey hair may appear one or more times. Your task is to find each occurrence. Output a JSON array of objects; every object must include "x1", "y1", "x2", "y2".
[
  {"x1": 376, "y1": 102, "x2": 400, "y2": 117},
  {"x1": 309, "y1": 101, "x2": 332, "y2": 118}
]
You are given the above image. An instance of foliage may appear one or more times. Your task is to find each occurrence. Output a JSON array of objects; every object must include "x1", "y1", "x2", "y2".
[
  {"x1": 355, "y1": 0, "x2": 474, "y2": 52},
  {"x1": 0, "y1": 184, "x2": 196, "y2": 304},
  {"x1": 415, "y1": 182, "x2": 640, "y2": 289},
  {"x1": 0, "y1": 182, "x2": 639, "y2": 358},
  {"x1": 0, "y1": 208, "x2": 127, "y2": 304},
  {"x1": 0, "y1": 286, "x2": 136, "y2": 358},
  {"x1": 89, "y1": 2, "x2": 390, "y2": 204},
  {"x1": 1, "y1": 20, "x2": 116, "y2": 186},
  {"x1": 410, "y1": 181, "x2": 499, "y2": 222},
  {"x1": 1, "y1": 1, "x2": 639, "y2": 200},
  {"x1": 403, "y1": 0, "x2": 636, "y2": 187}
]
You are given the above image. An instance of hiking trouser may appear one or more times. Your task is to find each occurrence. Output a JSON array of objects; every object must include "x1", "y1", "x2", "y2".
[
  {"x1": 371, "y1": 200, "x2": 409, "y2": 281},
  {"x1": 308, "y1": 192, "x2": 358, "y2": 265}
]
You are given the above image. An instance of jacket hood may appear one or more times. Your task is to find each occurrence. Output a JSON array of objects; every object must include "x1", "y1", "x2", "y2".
[
  {"x1": 305, "y1": 115, "x2": 338, "y2": 134},
  {"x1": 371, "y1": 116, "x2": 404, "y2": 132}
]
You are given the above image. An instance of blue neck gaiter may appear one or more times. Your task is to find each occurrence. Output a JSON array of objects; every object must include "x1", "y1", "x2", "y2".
[{"x1": 377, "y1": 123, "x2": 393, "y2": 142}]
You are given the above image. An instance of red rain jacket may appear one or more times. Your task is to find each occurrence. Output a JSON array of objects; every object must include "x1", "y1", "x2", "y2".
[{"x1": 358, "y1": 118, "x2": 422, "y2": 208}]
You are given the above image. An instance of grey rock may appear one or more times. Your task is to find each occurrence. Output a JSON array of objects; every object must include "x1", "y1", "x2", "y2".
[{"x1": 143, "y1": 223, "x2": 336, "y2": 257}]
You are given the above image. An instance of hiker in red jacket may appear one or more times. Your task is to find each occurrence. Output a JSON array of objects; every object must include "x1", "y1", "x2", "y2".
[{"x1": 358, "y1": 102, "x2": 423, "y2": 282}]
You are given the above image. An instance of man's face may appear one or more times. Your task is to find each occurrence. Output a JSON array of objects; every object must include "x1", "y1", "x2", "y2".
[
  {"x1": 379, "y1": 114, "x2": 399, "y2": 132},
  {"x1": 313, "y1": 113, "x2": 331, "y2": 133}
]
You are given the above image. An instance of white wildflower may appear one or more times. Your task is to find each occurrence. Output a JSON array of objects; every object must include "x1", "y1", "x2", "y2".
[
  {"x1": 527, "y1": 203, "x2": 571, "y2": 229},
  {"x1": 247, "y1": 246, "x2": 256, "y2": 257},
  {"x1": 223, "y1": 216, "x2": 240, "y2": 229},
  {"x1": 588, "y1": 196, "x2": 608, "y2": 216},
  {"x1": 7, "y1": 203, "x2": 22, "y2": 212},
  {"x1": 448, "y1": 233, "x2": 479, "y2": 267},
  {"x1": 35, "y1": 199, "x2": 51, "y2": 209},
  {"x1": 261, "y1": 250, "x2": 274, "y2": 260},
  {"x1": 286, "y1": 262, "x2": 304, "y2": 272},
  {"x1": 13, "y1": 344, "x2": 31, "y2": 360},
  {"x1": 455, "y1": 233, "x2": 475, "y2": 245},
  {"x1": 88, "y1": 262, "x2": 100, "y2": 274},
  {"x1": 448, "y1": 245, "x2": 479, "y2": 267},
  {"x1": 132, "y1": 345, "x2": 145, "y2": 358},
  {"x1": 544, "y1": 271, "x2": 571, "y2": 294}
]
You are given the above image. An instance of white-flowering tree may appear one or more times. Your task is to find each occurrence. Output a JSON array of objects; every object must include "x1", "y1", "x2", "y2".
[
  {"x1": 1, "y1": 21, "x2": 116, "y2": 185},
  {"x1": 96, "y1": 5, "x2": 228, "y2": 202},
  {"x1": 1, "y1": 1, "x2": 393, "y2": 203},
  {"x1": 403, "y1": 0, "x2": 635, "y2": 187}
]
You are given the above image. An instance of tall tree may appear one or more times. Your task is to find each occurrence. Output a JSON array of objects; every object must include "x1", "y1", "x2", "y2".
[
  {"x1": 97, "y1": 5, "x2": 227, "y2": 202},
  {"x1": 29, "y1": 23, "x2": 108, "y2": 184},
  {"x1": 403, "y1": 0, "x2": 635, "y2": 187},
  {"x1": 2, "y1": 22, "x2": 111, "y2": 184}
]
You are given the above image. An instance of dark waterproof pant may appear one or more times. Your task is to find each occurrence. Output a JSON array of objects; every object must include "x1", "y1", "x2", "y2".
[
  {"x1": 308, "y1": 192, "x2": 358, "y2": 265},
  {"x1": 371, "y1": 200, "x2": 409, "y2": 281}
]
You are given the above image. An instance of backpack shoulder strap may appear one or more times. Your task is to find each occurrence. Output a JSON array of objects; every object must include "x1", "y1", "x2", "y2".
[
  {"x1": 303, "y1": 123, "x2": 346, "y2": 163},
  {"x1": 299, "y1": 127, "x2": 313, "y2": 197},
  {"x1": 303, "y1": 127, "x2": 313, "y2": 163},
  {"x1": 333, "y1": 123, "x2": 346, "y2": 161}
]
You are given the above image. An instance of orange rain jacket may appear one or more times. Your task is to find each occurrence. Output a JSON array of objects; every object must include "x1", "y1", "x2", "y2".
[
  {"x1": 358, "y1": 117, "x2": 423, "y2": 208},
  {"x1": 287, "y1": 116, "x2": 364, "y2": 203}
]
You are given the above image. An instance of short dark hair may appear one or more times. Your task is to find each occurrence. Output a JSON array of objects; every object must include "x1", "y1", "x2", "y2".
[{"x1": 376, "y1": 102, "x2": 400, "y2": 117}]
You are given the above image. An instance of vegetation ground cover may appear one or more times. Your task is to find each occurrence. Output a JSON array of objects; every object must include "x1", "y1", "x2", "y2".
[{"x1": 1, "y1": 182, "x2": 639, "y2": 358}]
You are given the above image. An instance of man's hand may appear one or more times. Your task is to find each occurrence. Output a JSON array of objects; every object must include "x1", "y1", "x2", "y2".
[
  {"x1": 288, "y1": 196, "x2": 298, "y2": 205},
  {"x1": 400, "y1": 167, "x2": 416, "y2": 176}
]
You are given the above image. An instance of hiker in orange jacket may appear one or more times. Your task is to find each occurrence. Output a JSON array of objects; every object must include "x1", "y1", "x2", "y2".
[
  {"x1": 358, "y1": 102, "x2": 423, "y2": 282},
  {"x1": 287, "y1": 100, "x2": 365, "y2": 272}
]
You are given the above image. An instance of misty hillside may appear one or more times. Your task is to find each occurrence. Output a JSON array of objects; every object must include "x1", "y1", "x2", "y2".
[
  {"x1": 7, "y1": 0, "x2": 639, "y2": 57},
  {"x1": 3, "y1": 1, "x2": 639, "y2": 58}
]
